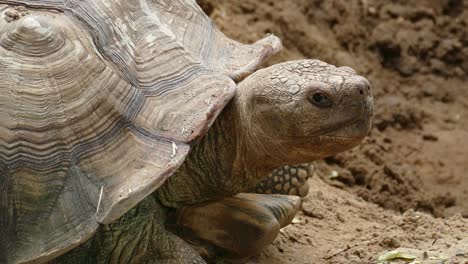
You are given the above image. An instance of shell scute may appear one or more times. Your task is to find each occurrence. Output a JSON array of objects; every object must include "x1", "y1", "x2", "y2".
[{"x1": 0, "y1": 1, "x2": 282, "y2": 263}]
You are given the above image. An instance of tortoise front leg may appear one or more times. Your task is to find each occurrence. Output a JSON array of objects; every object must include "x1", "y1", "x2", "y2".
[
  {"x1": 167, "y1": 193, "x2": 300, "y2": 261},
  {"x1": 254, "y1": 163, "x2": 314, "y2": 197}
]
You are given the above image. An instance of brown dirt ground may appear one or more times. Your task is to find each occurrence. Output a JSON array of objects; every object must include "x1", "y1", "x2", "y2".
[{"x1": 198, "y1": 0, "x2": 468, "y2": 263}]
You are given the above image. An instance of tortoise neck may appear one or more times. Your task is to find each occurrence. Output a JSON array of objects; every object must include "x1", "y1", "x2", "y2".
[
  {"x1": 227, "y1": 86, "x2": 288, "y2": 188},
  {"x1": 184, "y1": 91, "x2": 281, "y2": 196},
  {"x1": 155, "y1": 86, "x2": 279, "y2": 207}
]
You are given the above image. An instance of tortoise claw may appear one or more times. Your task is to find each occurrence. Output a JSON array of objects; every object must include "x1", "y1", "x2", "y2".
[{"x1": 167, "y1": 193, "x2": 300, "y2": 260}]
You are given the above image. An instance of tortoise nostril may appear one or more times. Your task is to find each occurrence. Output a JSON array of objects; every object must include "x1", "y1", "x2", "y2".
[{"x1": 359, "y1": 89, "x2": 364, "y2": 95}]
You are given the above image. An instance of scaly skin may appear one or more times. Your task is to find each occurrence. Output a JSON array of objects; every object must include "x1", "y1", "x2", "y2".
[
  {"x1": 55, "y1": 59, "x2": 373, "y2": 263},
  {"x1": 51, "y1": 195, "x2": 205, "y2": 264},
  {"x1": 254, "y1": 164, "x2": 314, "y2": 197}
]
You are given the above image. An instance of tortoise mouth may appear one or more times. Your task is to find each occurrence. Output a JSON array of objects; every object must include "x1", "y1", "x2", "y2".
[
  {"x1": 314, "y1": 117, "x2": 362, "y2": 136},
  {"x1": 283, "y1": 134, "x2": 364, "y2": 150},
  {"x1": 292, "y1": 114, "x2": 370, "y2": 141},
  {"x1": 276, "y1": 131, "x2": 364, "y2": 164},
  {"x1": 323, "y1": 118, "x2": 371, "y2": 139},
  {"x1": 312, "y1": 105, "x2": 373, "y2": 140}
]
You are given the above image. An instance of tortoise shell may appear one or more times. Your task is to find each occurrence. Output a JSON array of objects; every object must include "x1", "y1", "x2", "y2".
[{"x1": 0, "y1": 1, "x2": 281, "y2": 262}]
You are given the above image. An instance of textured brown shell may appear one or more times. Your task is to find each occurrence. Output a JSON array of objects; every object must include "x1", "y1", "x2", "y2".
[{"x1": 0, "y1": 1, "x2": 281, "y2": 263}]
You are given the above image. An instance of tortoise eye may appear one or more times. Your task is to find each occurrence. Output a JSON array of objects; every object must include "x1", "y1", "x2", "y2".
[{"x1": 308, "y1": 92, "x2": 332, "y2": 108}]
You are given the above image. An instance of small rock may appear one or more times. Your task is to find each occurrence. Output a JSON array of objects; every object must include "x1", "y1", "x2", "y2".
[
  {"x1": 380, "y1": 236, "x2": 401, "y2": 248},
  {"x1": 291, "y1": 217, "x2": 302, "y2": 224},
  {"x1": 302, "y1": 207, "x2": 325, "y2": 219},
  {"x1": 422, "y1": 134, "x2": 438, "y2": 141},
  {"x1": 336, "y1": 212, "x2": 346, "y2": 223},
  {"x1": 423, "y1": 251, "x2": 429, "y2": 259}
]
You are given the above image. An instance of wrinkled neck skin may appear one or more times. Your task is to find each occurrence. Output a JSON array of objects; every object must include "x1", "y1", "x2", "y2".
[{"x1": 156, "y1": 82, "x2": 302, "y2": 208}]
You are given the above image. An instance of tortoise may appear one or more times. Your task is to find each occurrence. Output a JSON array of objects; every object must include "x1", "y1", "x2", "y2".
[{"x1": 0, "y1": 1, "x2": 373, "y2": 263}]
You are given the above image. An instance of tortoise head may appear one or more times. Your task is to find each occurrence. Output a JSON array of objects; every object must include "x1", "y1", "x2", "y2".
[{"x1": 236, "y1": 59, "x2": 373, "y2": 165}]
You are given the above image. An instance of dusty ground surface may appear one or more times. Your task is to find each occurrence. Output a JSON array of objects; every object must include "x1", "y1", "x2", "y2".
[{"x1": 198, "y1": 0, "x2": 468, "y2": 263}]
